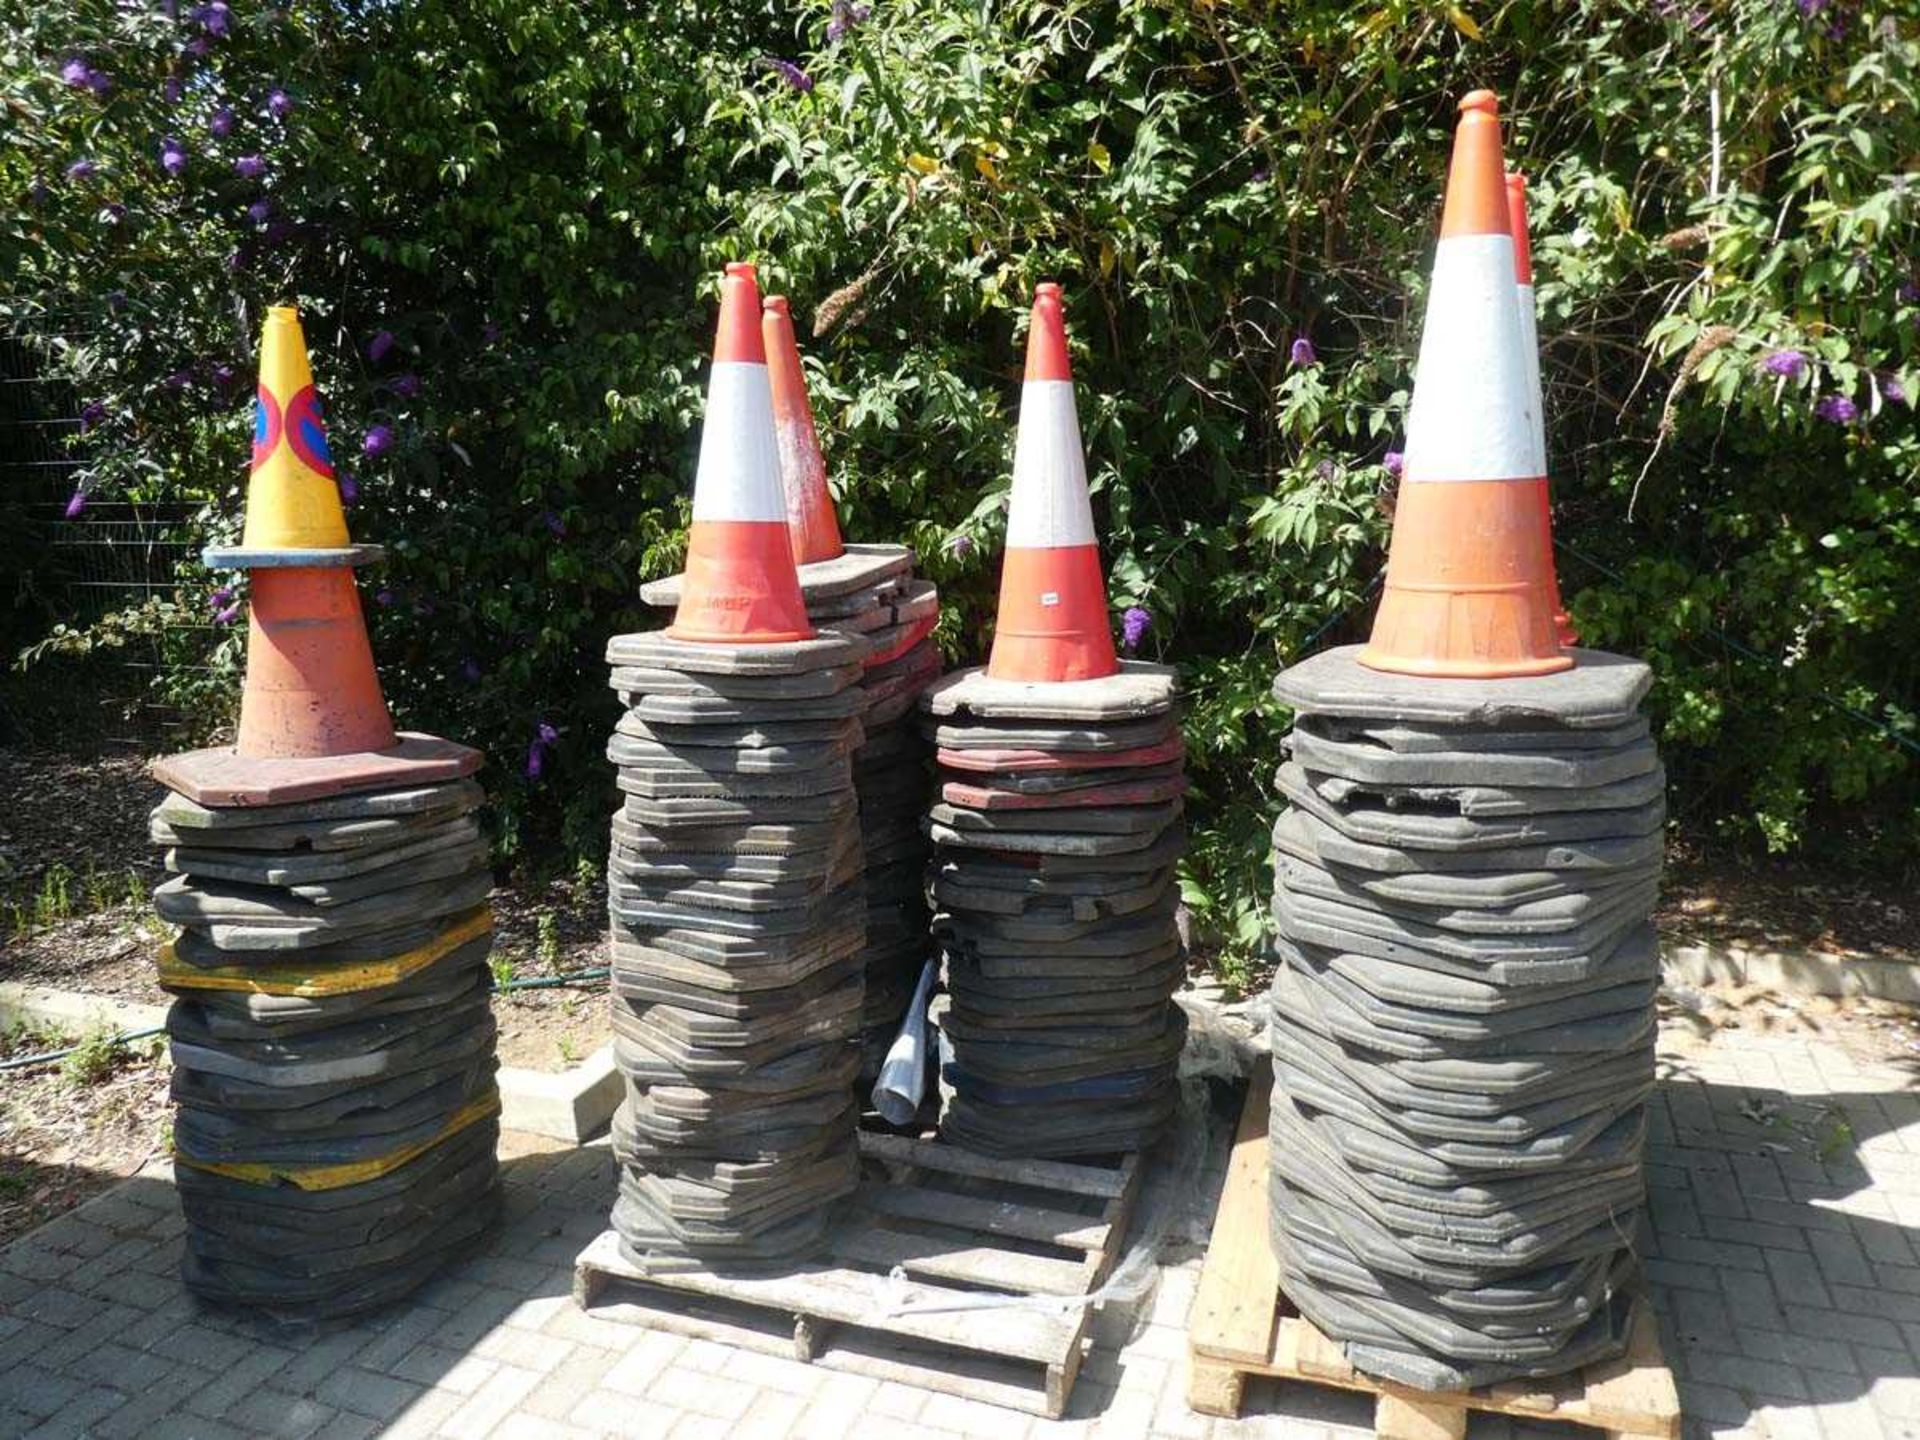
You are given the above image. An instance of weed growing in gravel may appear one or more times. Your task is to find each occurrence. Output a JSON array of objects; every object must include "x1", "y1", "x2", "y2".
[
  {"x1": 490, "y1": 951, "x2": 516, "y2": 991},
  {"x1": 58, "y1": 1026, "x2": 121, "y2": 1088},
  {"x1": 536, "y1": 909, "x2": 560, "y2": 969}
]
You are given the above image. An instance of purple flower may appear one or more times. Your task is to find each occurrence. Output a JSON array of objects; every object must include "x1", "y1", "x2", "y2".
[
  {"x1": 481, "y1": 320, "x2": 500, "y2": 346},
  {"x1": 212, "y1": 363, "x2": 237, "y2": 388},
  {"x1": 363, "y1": 424, "x2": 394, "y2": 457},
  {"x1": 195, "y1": 2, "x2": 230, "y2": 36},
  {"x1": 63, "y1": 490, "x2": 87, "y2": 520},
  {"x1": 366, "y1": 329, "x2": 396, "y2": 363},
  {"x1": 209, "y1": 105, "x2": 235, "y2": 138},
  {"x1": 374, "y1": 586, "x2": 395, "y2": 607},
  {"x1": 389, "y1": 372, "x2": 421, "y2": 399},
  {"x1": 1762, "y1": 349, "x2": 1807, "y2": 378},
  {"x1": 1881, "y1": 375, "x2": 1908, "y2": 406},
  {"x1": 233, "y1": 153, "x2": 266, "y2": 180},
  {"x1": 183, "y1": 36, "x2": 210, "y2": 58},
  {"x1": 225, "y1": 247, "x2": 245, "y2": 271},
  {"x1": 213, "y1": 602, "x2": 241, "y2": 625},
  {"x1": 1814, "y1": 393, "x2": 1858, "y2": 425},
  {"x1": 525, "y1": 740, "x2": 547, "y2": 780},
  {"x1": 1797, "y1": 0, "x2": 1828, "y2": 14},
  {"x1": 267, "y1": 87, "x2": 293, "y2": 119},
  {"x1": 1314, "y1": 458, "x2": 1340, "y2": 482},
  {"x1": 827, "y1": 0, "x2": 870, "y2": 42},
  {"x1": 246, "y1": 197, "x2": 272, "y2": 224},
  {"x1": 67, "y1": 159, "x2": 96, "y2": 182},
  {"x1": 61, "y1": 58, "x2": 93, "y2": 88},
  {"x1": 337, "y1": 472, "x2": 359, "y2": 504},
  {"x1": 160, "y1": 136, "x2": 189, "y2": 177},
  {"x1": 460, "y1": 657, "x2": 482, "y2": 683},
  {"x1": 537, "y1": 720, "x2": 559, "y2": 746},
  {"x1": 105, "y1": 290, "x2": 127, "y2": 312},
  {"x1": 757, "y1": 56, "x2": 815, "y2": 93},
  {"x1": 79, "y1": 401, "x2": 107, "y2": 432},
  {"x1": 1121, "y1": 605, "x2": 1151, "y2": 651},
  {"x1": 163, "y1": 368, "x2": 192, "y2": 392},
  {"x1": 1289, "y1": 336, "x2": 1317, "y2": 366},
  {"x1": 209, "y1": 586, "x2": 233, "y2": 608},
  {"x1": 1383, "y1": 450, "x2": 1404, "y2": 475},
  {"x1": 262, "y1": 217, "x2": 296, "y2": 245},
  {"x1": 947, "y1": 533, "x2": 973, "y2": 558},
  {"x1": 1252, "y1": 167, "x2": 1271, "y2": 184},
  {"x1": 542, "y1": 509, "x2": 566, "y2": 536},
  {"x1": 87, "y1": 71, "x2": 113, "y2": 96},
  {"x1": 162, "y1": 75, "x2": 184, "y2": 105}
]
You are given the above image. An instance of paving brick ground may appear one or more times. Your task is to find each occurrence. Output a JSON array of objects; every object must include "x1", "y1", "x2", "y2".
[{"x1": 1, "y1": 1020, "x2": 1915, "y2": 1440}]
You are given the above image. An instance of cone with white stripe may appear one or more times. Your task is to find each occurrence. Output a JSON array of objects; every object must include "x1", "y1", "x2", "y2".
[
  {"x1": 1507, "y1": 171, "x2": 1577, "y2": 648},
  {"x1": 763, "y1": 295, "x2": 845, "y2": 566},
  {"x1": 1359, "y1": 92, "x2": 1570, "y2": 679},
  {"x1": 666, "y1": 264, "x2": 815, "y2": 644},
  {"x1": 985, "y1": 283, "x2": 1118, "y2": 683}
]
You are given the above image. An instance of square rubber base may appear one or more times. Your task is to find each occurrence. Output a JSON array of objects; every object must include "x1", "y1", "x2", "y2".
[{"x1": 153, "y1": 734, "x2": 483, "y2": 808}]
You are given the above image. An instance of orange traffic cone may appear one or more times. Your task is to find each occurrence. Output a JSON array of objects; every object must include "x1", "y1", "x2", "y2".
[
  {"x1": 237, "y1": 567, "x2": 397, "y2": 757},
  {"x1": 985, "y1": 283, "x2": 1118, "y2": 684},
  {"x1": 217, "y1": 305, "x2": 399, "y2": 758},
  {"x1": 1358, "y1": 92, "x2": 1570, "y2": 678},
  {"x1": 666, "y1": 264, "x2": 816, "y2": 645},
  {"x1": 763, "y1": 295, "x2": 845, "y2": 566},
  {"x1": 1507, "y1": 171, "x2": 1577, "y2": 648}
]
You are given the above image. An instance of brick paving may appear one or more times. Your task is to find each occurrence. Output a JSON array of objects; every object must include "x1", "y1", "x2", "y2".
[{"x1": 2, "y1": 1020, "x2": 1916, "y2": 1439}]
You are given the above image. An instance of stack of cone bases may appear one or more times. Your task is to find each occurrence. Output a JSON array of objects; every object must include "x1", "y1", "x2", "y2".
[
  {"x1": 640, "y1": 288, "x2": 942, "y2": 1084},
  {"x1": 919, "y1": 284, "x2": 1186, "y2": 1160},
  {"x1": 148, "y1": 306, "x2": 499, "y2": 1320},
  {"x1": 1264, "y1": 96, "x2": 1662, "y2": 1391},
  {"x1": 605, "y1": 265, "x2": 868, "y2": 1272}
]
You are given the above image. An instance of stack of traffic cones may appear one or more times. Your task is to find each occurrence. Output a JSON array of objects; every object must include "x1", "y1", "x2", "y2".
[
  {"x1": 640, "y1": 295, "x2": 941, "y2": 1082},
  {"x1": 604, "y1": 265, "x2": 867, "y2": 1270},
  {"x1": 148, "y1": 307, "x2": 500, "y2": 1319},
  {"x1": 921, "y1": 285, "x2": 1187, "y2": 1159},
  {"x1": 1265, "y1": 94, "x2": 1662, "y2": 1389}
]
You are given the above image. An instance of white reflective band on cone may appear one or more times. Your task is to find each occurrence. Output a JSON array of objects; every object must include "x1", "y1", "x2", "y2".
[
  {"x1": 690, "y1": 361, "x2": 785, "y2": 521},
  {"x1": 1515, "y1": 281, "x2": 1547, "y2": 474},
  {"x1": 1404, "y1": 233, "x2": 1540, "y2": 483},
  {"x1": 1006, "y1": 380, "x2": 1098, "y2": 547}
]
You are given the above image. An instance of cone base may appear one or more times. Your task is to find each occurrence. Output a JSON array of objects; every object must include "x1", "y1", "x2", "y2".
[
  {"x1": 987, "y1": 545, "x2": 1118, "y2": 684},
  {"x1": 153, "y1": 733, "x2": 483, "y2": 808},
  {"x1": 664, "y1": 519, "x2": 815, "y2": 645}
]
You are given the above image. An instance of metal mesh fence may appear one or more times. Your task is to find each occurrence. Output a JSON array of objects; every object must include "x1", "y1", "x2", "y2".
[{"x1": 1, "y1": 328, "x2": 206, "y2": 745}]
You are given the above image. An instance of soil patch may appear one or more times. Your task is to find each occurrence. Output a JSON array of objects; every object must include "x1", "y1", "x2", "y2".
[
  {"x1": 0, "y1": 1019, "x2": 171, "y2": 1249},
  {"x1": 1657, "y1": 839, "x2": 1920, "y2": 962}
]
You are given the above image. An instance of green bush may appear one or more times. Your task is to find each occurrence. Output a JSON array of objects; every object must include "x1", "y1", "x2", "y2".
[{"x1": 5, "y1": 1, "x2": 1917, "y2": 967}]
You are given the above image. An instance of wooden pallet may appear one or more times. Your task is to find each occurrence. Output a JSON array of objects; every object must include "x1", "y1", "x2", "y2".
[
  {"x1": 1187, "y1": 1061, "x2": 1681, "y2": 1440},
  {"x1": 574, "y1": 1130, "x2": 1142, "y2": 1417}
]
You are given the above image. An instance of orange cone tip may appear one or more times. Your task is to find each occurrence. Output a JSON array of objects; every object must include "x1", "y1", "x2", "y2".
[
  {"x1": 1506, "y1": 171, "x2": 1577, "y2": 648},
  {"x1": 763, "y1": 296, "x2": 845, "y2": 566},
  {"x1": 666, "y1": 264, "x2": 815, "y2": 645},
  {"x1": 986, "y1": 283, "x2": 1119, "y2": 684},
  {"x1": 1359, "y1": 92, "x2": 1571, "y2": 679}
]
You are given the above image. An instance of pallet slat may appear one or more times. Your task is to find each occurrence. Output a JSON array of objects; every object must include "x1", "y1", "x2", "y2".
[
  {"x1": 1185, "y1": 1071, "x2": 1681, "y2": 1440},
  {"x1": 860, "y1": 1131, "x2": 1129, "y2": 1199},
  {"x1": 832, "y1": 1224, "x2": 1091, "y2": 1296},
  {"x1": 859, "y1": 1180, "x2": 1111, "y2": 1252}
]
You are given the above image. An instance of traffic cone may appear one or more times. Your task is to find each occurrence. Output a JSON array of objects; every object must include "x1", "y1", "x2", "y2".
[
  {"x1": 763, "y1": 296, "x2": 845, "y2": 566},
  {"x1": 666, "y1": 264, "x2": 815, "y2": 644},
  {"x1": 240, "y1": 306, "x2": 353, "y2": 552},
  {"x1": 1507, "y1": 171, "x2": 1578, "y2": 648},
  {"x1": 227, "y1": 305, "x2": 397, "y2": 758},
  {"x1": 237, "y1": 567, "x2": 397, "y2": 757},
  {"x1": 1358, "y1": 92, "x2": 1570, "y2": 678},
  {"x1": 985, "y1": 283, "x2": 1118, "y2": 683}
]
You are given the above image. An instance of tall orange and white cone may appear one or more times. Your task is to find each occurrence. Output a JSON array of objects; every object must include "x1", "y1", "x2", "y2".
[
  {"x1": 1507, "y1": 171, "x2": 1577, "y2": 648},
  {"x1": 763, "y1": 295, "x2": 845, "y2": 566},
  {"x1": 1359, "y1": 92, "x2": 1570, "y2": 679},
  {"x1": 666, "y1": 263, "x2": 815, "y2": 644},
  {"x1": 986, "y1": 283, "x2": 1118, "y2": 683}
]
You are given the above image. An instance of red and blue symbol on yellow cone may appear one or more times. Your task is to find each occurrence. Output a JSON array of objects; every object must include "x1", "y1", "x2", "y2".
[{"x1": 238, "y1": 307, "x2": 352, "y2": 552}]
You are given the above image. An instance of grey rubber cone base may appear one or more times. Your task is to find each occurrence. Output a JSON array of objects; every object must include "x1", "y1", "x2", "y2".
[
  {"x1": 1273, "y1": 646, "x2": 1652, "y2": 728},
  {"x1": 1294, "y1": 760, "x2": 1669, "y2": 822},
  {"x1": 167, "y1": 816, "x2": 484, "y2": 888},
  {"x1": 150, "y1": 779, "x2": 484, "y2": 850},
  {"x1": 929, "y1": 713, "x2": 1178, "y2": 753},
  {"x1": 1307, "y1": 714, "x2": 1651, "y2": 755},
  {"x1": 616, "y1": 713, "x2": 865, "y2": 752},
  {"x1": 155, "y1": 870, "x2": 492, "y2": 951},
  {"x1": 622, "y1": 689, "x2": 868, "y2": 725},
  {"x1": 921, "y1": 661, "x2": 1178, "y2": 722},
  {"x1": 929, "y1": 797, "x2": 1182, "y2": 838},
  {"x1": 606, "y1": 663, "x2": 865, "y2": 700},
  {"x1": 1274, "y1": 803, "x2": 1665, "y2": 877},
  {"x1": 1289, "y1": 726, "x2": 1661, "y2": 790},
  {"x1": 640, "y1": 543, "x2": 913, "y2": 608},
  {"x1": 606, "y1": 628, "x2": 869, "y2": 676}
]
